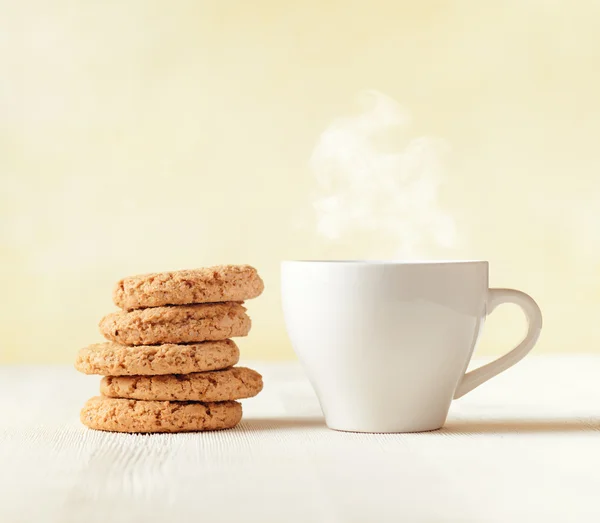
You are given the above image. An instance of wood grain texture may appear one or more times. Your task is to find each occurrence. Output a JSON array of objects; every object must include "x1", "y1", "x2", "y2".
[{"x1": 1, "y1": 357, "x2": 599, "y2": 522}]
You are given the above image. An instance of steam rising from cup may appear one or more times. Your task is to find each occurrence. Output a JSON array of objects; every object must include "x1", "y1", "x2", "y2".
[{"x1": 309, "y1": 90, "x2": 457, "y2": 258}]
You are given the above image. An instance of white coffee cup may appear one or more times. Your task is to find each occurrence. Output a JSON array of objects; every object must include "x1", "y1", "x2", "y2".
[{"x1": 281, "y1": 260, "x2": 542, "y2": 433}]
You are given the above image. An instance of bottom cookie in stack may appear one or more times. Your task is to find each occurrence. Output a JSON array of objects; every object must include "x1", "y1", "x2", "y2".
[{"x1": 81, "y1": 397, "x2": 243, "y2": 433}]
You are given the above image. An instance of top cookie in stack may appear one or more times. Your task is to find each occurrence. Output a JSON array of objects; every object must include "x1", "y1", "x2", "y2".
[
  {"x1": 113, "y1": 265, "x2": 264, "y2": 311},
  {"x1": 76, "y1": 265, "x2": 264, "y2": 433}
]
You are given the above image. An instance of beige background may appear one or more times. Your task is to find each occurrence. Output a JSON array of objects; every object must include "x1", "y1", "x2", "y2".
[{"x1": 2, "y1": 1, "x2": 599, "y2": 364}]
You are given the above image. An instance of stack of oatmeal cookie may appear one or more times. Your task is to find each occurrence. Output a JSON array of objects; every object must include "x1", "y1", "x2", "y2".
[{"x1": 75, "y1": 265, "x2": 264, "y2": 433}]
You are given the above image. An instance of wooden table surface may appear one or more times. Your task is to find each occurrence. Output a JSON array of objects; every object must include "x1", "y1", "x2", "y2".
[{"x1": 1, "y1": 356, "x2": 599, "y2": 522}]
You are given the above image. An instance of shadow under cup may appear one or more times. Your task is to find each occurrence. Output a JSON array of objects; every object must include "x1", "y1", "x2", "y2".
[{"x1": 281, "y1": 260, "x2": 533, "y2": 433}]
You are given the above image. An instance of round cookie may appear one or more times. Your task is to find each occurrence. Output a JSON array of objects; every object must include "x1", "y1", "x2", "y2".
[
  {"x1": 81, "y1": 396, "x2": 242, "y2": 433},
  {"x1": 75, "y1": 340, "x2": 239, "y2": 376},
  {"x1": 100, "y1": 366, "x2": 263, "y2": 402},
  {"x1": 113, "y1": 265, "x2": 264, "y2": 310},
  {"x1": 99, "y1": 302, "x2": 250, "y2": 346}
]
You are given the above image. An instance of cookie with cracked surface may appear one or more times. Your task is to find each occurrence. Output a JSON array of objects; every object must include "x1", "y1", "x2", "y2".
[
  {"x1": 80, "y1": 396, "x2": 242, "y2": 433},
  {"x1": 113, "y1": 265, "x2": 264, "y2": 310},
  {"x1": 99, "y1": 302, "x2": 250, "y2": 346},
  {"x1": 100, "y1": 366, "x2": 263, "y2": 402},
  {"x1": 75, "y1": 340, "x2": 239, "y2": 376}
]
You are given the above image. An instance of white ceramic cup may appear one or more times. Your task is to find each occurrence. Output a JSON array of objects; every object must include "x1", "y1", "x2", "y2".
[{"x1": 281, "y1": 260, "x2": 542, "y2": 433}]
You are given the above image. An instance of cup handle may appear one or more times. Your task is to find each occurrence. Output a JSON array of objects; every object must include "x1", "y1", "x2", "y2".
[{"x1": 453, "y1": 288, "x2": 543, "y2": 399}]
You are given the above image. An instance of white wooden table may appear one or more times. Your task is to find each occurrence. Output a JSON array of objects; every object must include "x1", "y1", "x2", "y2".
[{"x1": 1, "y1": 357, "x2": 599, "y2": 522}]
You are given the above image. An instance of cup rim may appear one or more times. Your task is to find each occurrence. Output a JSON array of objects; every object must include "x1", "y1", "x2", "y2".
[{"x1": 282, "y1": 259, "x2": 488, "y2": 265}]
